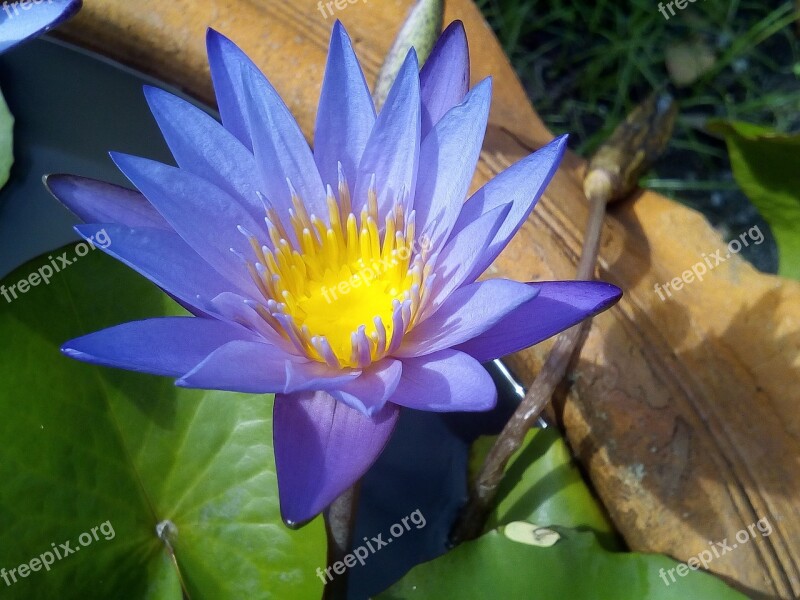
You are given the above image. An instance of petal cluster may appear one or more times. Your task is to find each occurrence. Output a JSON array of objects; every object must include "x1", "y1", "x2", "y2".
[{"x1": 46, "y1": 21, "x2": 621, "y2": 525}]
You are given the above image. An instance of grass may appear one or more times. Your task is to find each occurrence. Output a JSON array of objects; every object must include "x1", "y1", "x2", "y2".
[{"x1": 477, "y1": 0, "x2": 799, "y2": 272}]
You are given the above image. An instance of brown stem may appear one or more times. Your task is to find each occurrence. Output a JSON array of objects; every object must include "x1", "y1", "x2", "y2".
[
  {"x1": 450, "y1": 93, "x2": 677, "y2": 545},
  {"x1": 322, "y1": 483, "x2": 361, "y2": 600},
  {"x1": 449, "y1": 182, "x2": 609, "y2": 545}
]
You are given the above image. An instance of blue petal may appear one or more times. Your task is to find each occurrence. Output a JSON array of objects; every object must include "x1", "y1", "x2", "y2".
[
  {"x1": 206, "y1": 28, "x2": 258, "y2": 149},
  {"x1": 453, "y1": 135, "x2": 567, "y2": 281},
  {"x1": 422, "y1": 202, "x2": 510, "y2": 318},
  {"x1": 208, "y1": 292, "x2": 291, "y2": 348},
  {"x1": 419, "y1": 20, "x2": 470, "y2": 138},
  {"x1": 177, "y1": 338, "x2": 360, "y2": 394},
  {"x1": 176, "y1": 340, "x2": 288, "y2": 392},
  {"x1": 392, "y1": 350, "x2": 496, "y2": 412},
  {"x1": 355, "y1": 49, "x2": 421, "y2": 217},
  {"x1": 329, "y1": 358, "x2": 402, "y2": 416},
  {"x1": 44, "y1": 175, "x2": 169, "y2": 230},
  {"x1": 62, "y1": 317, "x2": 256, "y2": 377},
  {"x1": 110, "y1": 153, "x2": 264, "y2": 297},
  {"x1": 397, "y1": 279, "x2": 538, "y2": 357},
  {"x1": 314, "y1": 21, "x2": 376, "y2": 192},
  {"x1": 415, "y1": 78, "x2": 492, "y2": 245},
  {"x1": 284, "y1": 360, "x2": 361, "y2": 394},
  {"x1": 73, "y1": 224, "x2": 245, "y2": 313},
  {"x1": 273, "y1": 391, "x2": 400, "y2": 525},
  {"x1": 0, "y1": 0, "x2": 81, "y2": 54},
  {"x1": 143, "y1": 86, "x2": 265, "y2": 223},
  {"x1": 242, "y1": 62, "x2": 328, "y2": 222},
  {"x1": 455, "y1": 281, "x2": 623, "y2": 362}
]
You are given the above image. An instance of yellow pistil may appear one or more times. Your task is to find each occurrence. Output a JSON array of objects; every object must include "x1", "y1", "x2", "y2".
[{"x1": 244, "y1": 177, "x2": 428, "y2": 369}]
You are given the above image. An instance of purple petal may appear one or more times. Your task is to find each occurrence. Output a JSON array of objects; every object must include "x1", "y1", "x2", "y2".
[
  {"x1": 314, "y1": 21, "x2": 376, "y2": 191},
  {"x1": 176, "y1": 336, "x2": 360, "y2": 393},
  {"x1": 455, "y1": 281, "x2": 623, "y2": 362},
  {"x1": 143, "y1": 86, "x2": 264, "y2": 222},
  {"x1": 452, "y1": 135, "x2": 568, "y2": 281},
  {"x1": 415, "y1": 78, "x2": 492, "y2": 244},
  {"x1": 423, "y1": 203, "x2": 510, "y2": 318},
  {"x1": 206, "y1": 28, "x2": 258, "y2": 149},
  {"x1": 273, "y1": 392, "x2": 400, "y2": 525},
  {"x1": 73, "y1": 224, "x2": 246, "y2": 314},
  {"x1": 208, "y1": 292, "x2": 290, "y2": 348},
  {"x1": 354, "y1": 50, "x2": 420, "y2": 217},
  {"x1": 44, "y1": 175, "x2": 169, "y2": 230},
  {"x1": 176, "y1": 339, "x2": 289, "y2": 392},
  {"x1": 62, "y1": 317, "x2": 255, "y2": 377},
  {"x1": 391, "y1": 350, "x2": 496, "y2": 412},
  {"x1": 419, "y1": 20, "x2": 470, "y2": 138},
  {"x1": 110, "y1": 153, "x2": 263, "y2": 296},
  {"x1": 0, "y1": 0, "x2": 81, "y2": 54},
  {"x1": 397, "y1": 279, "x2": 538, "y2": 357},
  {"x1": 242, "y1": 63, "x2": 328, "y2": 222},
  {"x1": 284, "y1": 360, "x2": 361, "y2": 395},
  {"x1": 329, "y1": 358, "x2": 402, "y2": 416}
]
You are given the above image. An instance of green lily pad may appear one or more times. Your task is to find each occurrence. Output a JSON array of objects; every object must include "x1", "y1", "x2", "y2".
[
  {"x1": 483, "y1": 428, "x2": 620, "y2": 549},
  {"x1": 0, "y1": 247, "x2": 325, "y2": 598},
  {"x1": 379, "y1": 527, "x2": 748, "y2": 599},
  {"x1": 708, "y1": 119, "x2": 800, "y2": 280},
  {"x1": 412, "y1": 427, "x2": 746, "y2": 599},
  {"x1": 0, "y1": 87, "x2": 13, "y2": 189}
]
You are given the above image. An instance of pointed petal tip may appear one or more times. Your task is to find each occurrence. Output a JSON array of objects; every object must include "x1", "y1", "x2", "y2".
[
  {"x1": 61, "y1": 344, "x2": 93, "y2": 363},
  {"x1": 433, "y1": 20, "x2": 467, "y2": 55},
  {"x1": 41, "y1": 173, "x2": 80, "y2": 200},
  {"x1": 407, "y1": 46, "x2": 420, "y2": 68},
  {"x1": 60, "y1": 345, "x2": 78, "y2": 357},
  {"x1": 553, "y1": 133, "x2": 570, "y2": 152},
  {"x1": 281, "y1": 511, "x2": 316, "y2": 530},
  {"x1": 444, "y1": 19, "x2": 466, "y2": 33},
  {"x1": 141, "y1": 84, "x2": 169, "y2": 108},
  {"x1": 41, "y1": 173, "x2": 59, "y2": 196},
  {"x1": 331, "y1": 19, "x2": 346, "y2": 35},
  {"x1": 601, "y1": 281, "x2": 623, "y2": 305},
  {"x1": 205, "y1": 27, "x2": 228, "y2": 45}
]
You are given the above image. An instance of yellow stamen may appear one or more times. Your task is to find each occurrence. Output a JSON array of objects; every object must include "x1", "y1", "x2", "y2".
[{"x1": 245, "y1": 179, "x2": 427, "y2": 368}]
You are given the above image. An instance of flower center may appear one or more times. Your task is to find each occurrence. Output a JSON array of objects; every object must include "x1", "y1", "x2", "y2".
[{"x1": 241, "y1": 174, "x2": 429, "y2": 369}]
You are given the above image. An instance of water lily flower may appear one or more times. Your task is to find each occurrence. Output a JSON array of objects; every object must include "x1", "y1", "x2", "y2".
[
  {"x1": 0, "y1": 0, "x2": 82, "y2": 54},
  {"x1": 46, "y1": 21, "x2": 621, "y2": 526}
]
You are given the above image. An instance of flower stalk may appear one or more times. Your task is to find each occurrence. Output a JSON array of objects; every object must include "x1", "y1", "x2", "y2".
[
  {"x1": 323, "y1": 483, "x2": 361, "y2": 600},
  {"x1": 451, "y1": 92, "x2": 677, "y2": 544}
]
